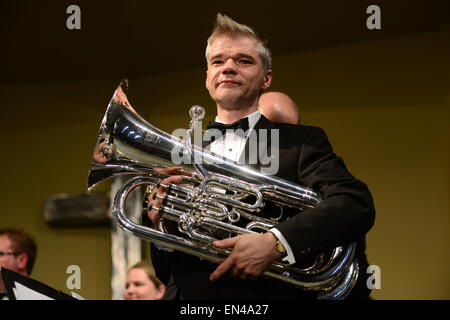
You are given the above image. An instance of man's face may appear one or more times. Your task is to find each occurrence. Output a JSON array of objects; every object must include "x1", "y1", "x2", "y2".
[
  {"x1": 0, "y1": 235, "x2": 26, "y2": 275},
  {"x1": 206, "y1": 35, "x2": 272, "y2": 110}
]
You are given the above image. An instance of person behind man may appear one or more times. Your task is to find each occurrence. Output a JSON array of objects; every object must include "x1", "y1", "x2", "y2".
[
  {"x1": 259, "y1": 91, "x2": 300, "y2": 124},
  {"x1": 123, "y1": 260, "x2": 166, "y2": 300},
  {"x1": 0, "y1": 228, "x2": 37, "y2": 299},
  {"x1": 148, "y1": 13, "x2": 375, "y2": 300}
]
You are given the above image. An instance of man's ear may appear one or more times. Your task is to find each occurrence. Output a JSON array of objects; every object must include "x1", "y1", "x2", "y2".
[
  {"x1": 17, "y1": 253, "x2": 29, "y2": 275},
  {"x1": 262, "y1": 69, "x2": 273, "y2": 90}
]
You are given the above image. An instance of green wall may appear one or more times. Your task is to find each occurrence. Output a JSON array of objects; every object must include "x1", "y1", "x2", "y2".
[{"x1": 1, "y1": 28, "x2": 448, "y2": 299}]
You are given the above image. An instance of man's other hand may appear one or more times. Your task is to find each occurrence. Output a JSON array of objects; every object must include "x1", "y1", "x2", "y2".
[{"x1": 209, "y1": 232, "x2": 282, "y2": 281}]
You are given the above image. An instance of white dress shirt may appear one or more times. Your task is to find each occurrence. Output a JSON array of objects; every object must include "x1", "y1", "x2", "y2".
[
  {"x1": 207, "y1": 110, "x2": 296, "y2": 264},
  {"x1": 208, "y1": 110, "x2": 261, "y2": 163}
]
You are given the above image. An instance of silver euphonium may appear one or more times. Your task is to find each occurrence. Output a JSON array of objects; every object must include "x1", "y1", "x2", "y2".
[{"x1": 87, "y1": 80, "x2": 359, "y2": 299}]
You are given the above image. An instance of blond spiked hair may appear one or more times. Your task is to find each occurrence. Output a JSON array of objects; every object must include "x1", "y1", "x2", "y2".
[{"x1": 205, "y1": 13, "x2": 272, "y2": 71}]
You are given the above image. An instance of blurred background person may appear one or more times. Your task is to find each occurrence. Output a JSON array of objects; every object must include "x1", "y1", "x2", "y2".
[
  {"x1": 123, "y1": 260, "x2": 166, "y2": 300},
  {"x1": 0, "y1": 227, "x2": 38, "y2": 299},
  {"x1": 259, "y1": 91, "x2": 300, "y2": 124}
]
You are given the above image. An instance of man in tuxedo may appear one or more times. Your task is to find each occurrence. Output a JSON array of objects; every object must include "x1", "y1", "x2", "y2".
[{"x1": 148, "y1": 13, "x2": 375, "y2": 300}]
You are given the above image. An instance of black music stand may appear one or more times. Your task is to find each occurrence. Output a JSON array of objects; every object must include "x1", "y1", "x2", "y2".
[{"x1": 1, "y1": 267, "x2": 77, "y2": 300}]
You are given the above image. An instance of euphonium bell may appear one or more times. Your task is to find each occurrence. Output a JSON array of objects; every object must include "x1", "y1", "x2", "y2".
[{"x1": 87, "y1": 80, "x2": 359, "y2": 299}]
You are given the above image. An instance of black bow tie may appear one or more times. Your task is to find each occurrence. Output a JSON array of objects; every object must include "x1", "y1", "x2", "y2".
[{"x1": 207, "y1": 118, "x2": 250, "y2": 136}]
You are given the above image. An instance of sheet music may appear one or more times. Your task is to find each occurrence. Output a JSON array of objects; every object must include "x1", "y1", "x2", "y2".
[{"x1": 13, "y1": 282, "x2": 54, "y2": 300}]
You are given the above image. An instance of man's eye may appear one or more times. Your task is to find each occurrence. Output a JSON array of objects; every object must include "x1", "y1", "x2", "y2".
[
  {"x1": 239, "y1": 60, "x2": 252, "y2": 64},
  {"x1": 212, "y1": 60, "x2": 223, "y2": 65}
]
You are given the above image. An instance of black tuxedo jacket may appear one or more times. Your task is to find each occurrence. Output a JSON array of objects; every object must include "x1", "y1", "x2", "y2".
[{"x1": 151, "y1": 115, "x2": 375, "y2": 300}]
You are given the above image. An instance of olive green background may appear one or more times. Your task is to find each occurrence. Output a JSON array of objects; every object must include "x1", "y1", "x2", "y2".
[{"x1": 0, "y1": 2, "x2": 448, "y2": 300}]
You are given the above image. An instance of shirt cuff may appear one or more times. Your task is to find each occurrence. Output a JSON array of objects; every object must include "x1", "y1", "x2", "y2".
[{"x1": 269, "y1": 228, "x2": 296, "y2": 265}]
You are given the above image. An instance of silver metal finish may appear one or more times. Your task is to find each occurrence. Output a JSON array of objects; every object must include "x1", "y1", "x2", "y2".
[{"x1": 87, "y1": 80, "x2": 359, "y2": 299}]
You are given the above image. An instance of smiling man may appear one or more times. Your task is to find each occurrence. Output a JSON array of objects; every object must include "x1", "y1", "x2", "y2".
[
  {"x1": 148, "y1": 13, "x2": 375, "y2": 300},
  {"x1": 205, "y1": 34, "x2": 272, "y2": 121}
]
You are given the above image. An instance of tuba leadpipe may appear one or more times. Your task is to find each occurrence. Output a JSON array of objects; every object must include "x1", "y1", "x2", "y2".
[{"x1": 87, "y1": 80, "x2": 359, "y2": 299}]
